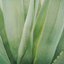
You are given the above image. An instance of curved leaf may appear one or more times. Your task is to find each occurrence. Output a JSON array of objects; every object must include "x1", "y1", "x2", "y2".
[
  {"x1": 23, "y1": 0, "x2": 30, "y2": 20},
  {"x1": 0, "y1": 8, "x2": 16, "y2": 64},
  {"x1": 41, "y1": 0, "x2": 44, "y2": 6},
  {"x1": 0, "y1": 36, "x2": 10, "y2": 64},
  {"x1": 34, "y1": 0, "x2": 64, "y2": 64},
  {"x1": 32, "y1": 0, "x2": 50, "y2": 61},
  {"x1": 52, "y1": 51, "x2": 64, "y2": 64},
  {"x1": 18, "y1": 0, "x2": 34, "y2": 64},
  {"x1": 0, "y1": 0, "x2": 3, "y2": 11},
  {"x1": 2, "y1": 0, "x2": 24, "y2": 61},
  {"x1": 0, "y1": 54, "x2": 9, "y2": 64},
  {"x1": 52, "y1": 29, "x2": 64, "y2": 62}
]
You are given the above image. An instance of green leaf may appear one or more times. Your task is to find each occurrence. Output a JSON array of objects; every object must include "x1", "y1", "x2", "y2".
[
  {"x1": 23, "y1": 0, "x2": 30, "y2": 20},
  {"x1": 53, "y1": 29, "x2": 64, "y2": 62},
  {"x1": 34, "y1": 0, "x2": 64, "y2": 64},
  {"x1": 52, "y1": 51, "x2": 64, "y2": 64},
  {"x1": 2, "y1": 0, "x2": 24, "y2": 61},
  {"x1": 0, "y1": 7, "x2": 16, "y2": 64},
  {"x1": 17, "y1": 0, "x2": 34, "y2": 64},
  {"x1": 32, "y1": 0, "x2": 50, "y2": 61},
  {"x1": 31, "y1": 0, "x2": 41, "y2": 62},
  {"x1": 0, "y1": 0, "x2": 3, "y2": 11},
  {"x1": 41, "y1": 0, "x2": 44, "y2": 6},
  {"x1": 0, "y1": 54, "x2": 9, "y2": 64},
  {"x1": 0, "y1": 36, "x2": 10, "y2": 64},
  {"x1": 34, "y1": 0, "x2": 41, "y2": 23}
]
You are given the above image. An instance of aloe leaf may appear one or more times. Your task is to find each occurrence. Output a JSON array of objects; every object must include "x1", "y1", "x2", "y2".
[
  {"x1": 0, "y1": 54, "x2": 9, "y2": 64},
  {"x1": 0, "y1": 36, "x2": 10, "y2": 64},
  {"x1": 32, "y1": 0, "x2": 50, "y2": 61},
  {"x1": 41, "y1": 0, "x2": 44, "y2": 6},
  {"x1": 34, "y1": 0, "x2": 64, "y2": 64},
  {"x1": 2, "y1": 0, "x2": 24, "y2": 61},
  {"x1": 18, "y1": 0, "x2": 34, "y2": 64},
  {"x1": 52, "y1": 29, "x2": 64, "y2": 62},
  {"x1": 52, "y1": 51, "x2": 64, "y2": 64},
  {"x1": 23, "y1": 0, "x2": 30, "y2": 20},
  {"x1": 0, "y1": 7, "x2": 16, "y2": 64},
  {"x1": 0, "y1": 0, "x2": 3, "y2": 11},
  {"x1": 34, "y1": 0, "x2": 40, "y2": 23}
]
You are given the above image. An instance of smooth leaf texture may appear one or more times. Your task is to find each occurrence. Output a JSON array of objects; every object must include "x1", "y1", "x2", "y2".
[
  {"x1": 0, "y1": 0, "x2": 64, "y2": 64},
  {"x1": 18, "y1": 0, "x2": 34, "y2": 64},
  {"x1": 34, "y1": 0, "x2": 40, "y2": 24},
  {"x1": 34, "y1": 0, "x2": 64, "y2": 64},
  {"x1": 34, "y1": 0, "x2": 41, "y2": 20},
  {"x1": 32, "y1": 0, "x2": 50, "y2": 61},
  {"x1": 53, "y1": 51, "x2": 64, "y2": 64},
  {"x1": 0, "y1": 36, "x2": 10, "y2": 64},
  {"x1": 41, "y1": 0, "x2": 44, "y2": 6},
  {"x1": 0, "y1": 7, "x2": 16, "y2": 64},
  {"x1": 0, "y1": 0, "x2": 3, "y2": 11},
  {"x1": 0, "y1": 54, "x2": 9, "y2": 64},
  {"x1": 2, "y1": 0, "x2": 24, "y2": 61},
  {"x1": 53, "y1": 29, "x2": 64, "y2": 62},
  {"x1": 23, "y1": 0, "x2": 30, "y2": 20}
]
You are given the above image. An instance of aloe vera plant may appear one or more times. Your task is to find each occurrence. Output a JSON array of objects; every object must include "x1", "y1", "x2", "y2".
[{"x1": 0, "y1": 0, "x2": 64, "y2": 64}]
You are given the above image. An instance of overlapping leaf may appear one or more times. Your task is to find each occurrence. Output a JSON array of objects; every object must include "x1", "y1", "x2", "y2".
[
  {"x1": 41, "y1": 0, "x2": 44, "y2": 6},
  {"x1": 0, "y1": 54, "x2": 9, "y2": 64},
  {"x1": 53, "y1": 29, "x2": 64, "y2": 62},
  {"x1": 18, "y1": 0, "x2": 34, "y2": 64},
  {"x1": 0, "y1": 7, "x2": 16, "y2": 64},
  {"x1": 23, "y1": 0, "x2": 30, "y2": 20},
  {"x1": 0, "y1": 36, "x2": 10, "y2": 64},
  {"x1": 2, "y1": 0, "x2": 24, "y2": 61},
  {"x1": 53, "y1": 51, "x2": 64, "y2": 64},
  {"x1": 34, "y1": 0, "x2": 64, "y2": 64},
  {"x1": 32, "y1": 0, "x2": 50, "y2": 61}
]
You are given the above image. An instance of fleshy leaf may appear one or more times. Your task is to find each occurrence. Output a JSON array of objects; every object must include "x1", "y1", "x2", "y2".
[
  {"x1": 41, "y1": 0, "x2": 44, "y2": 6},
  {"x1": 0, "y1": 36, "x2": 10, "y2": 64},
  {"x1": 23, "y1": 0, "x2": 30, "y2": 20},
  {"x1": 0, "y1": 54, "x2": 9, "y2": 64},
  {"x1": 32, "y1": 0, "x2": 50, "y2": 61},
  {"x1": 0, "y1": 7, "x2": 16, "y2": 64},
  {"x1": 52, "y1": 29, "x2": 64, "y2": 62},
  {"x1": 52, "y1": 51, "x2": 64, "y2": 64},
  {"x1": 2, "y1": 0, "x2": 24, "y2": 61},
  {"x1": 18, "y1": 0, "x2": 34, "y2": 64},
  {"x1": 0, "y1": 0, "x2": 3, "y2": 11},
  {"x1": 34, "y1": 0, "x2": 64, "y2": 64}
]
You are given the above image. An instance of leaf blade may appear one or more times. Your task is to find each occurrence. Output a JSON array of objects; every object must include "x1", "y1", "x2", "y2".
[
  {"x1": 2, "y1": 0, "x2": 24, "y2": 61},
  {"x1": 34, "y1": 0, "x2": 64, "y2": 64},
  {"x1": 18, "y1": 0, "x2": 34, "y2": 64},
  {"x1": 0, "y1": 36, "x2": 10, "y2": 64}
]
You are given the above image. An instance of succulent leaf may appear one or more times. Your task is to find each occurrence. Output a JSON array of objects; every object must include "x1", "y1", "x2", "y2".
[
  {"x1": 18, "y1": 0, "x2": 34, "y2": 64},
  {"x1": 52, "y1": 50, "x2": 64, "y2": 64},
  {"x1": 2, "y1": 0, "x2": 24, "y2": 61},
  {"x1": 0, "y1": 54, "x2": 9, "y2": 64},
  {"x1": 23, "y1": 0, "x2": 30, "y2": 21},
  {"x1": 0, "y1": 36, "x2": 10, "y2": 64},
  {"x1": 33, "y1": 0, "x2": 50, "y2": 61},
  {"x1": 34, "y1": 0, "x2": 64, "y2": 64}
]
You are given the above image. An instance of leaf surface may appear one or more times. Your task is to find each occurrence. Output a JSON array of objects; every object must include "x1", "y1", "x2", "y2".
[
  {"x1": 0, "y1": 54, "x2": 9, "y2": 64},
  {"x1": 2, "y1": 0, "x2": 24, "y2": 61},
  {"x1": 0, "y1": 36, "x2": 10, "y2": 64},
  {"x1": 23, "y1": 0, "x2": 30, "y2": 20},
  {"x1": 34, "y1": 0, "x2": 64, "y2": 64},
  {"x1": 18, "y1": 0, "x2": 34, "y2": 64},
  {"x1": 33, "y1": 0, "x2": 50, "y2": 61},
  {"x1": 0, "y1": 7, "x2": 16, "y2": 64},
  {"x1": 53, "y1": 51, "x2": 64, "y2": 64},
  {"x1": 53, "y1": 29, "x2": 64, "y2": 62}
]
